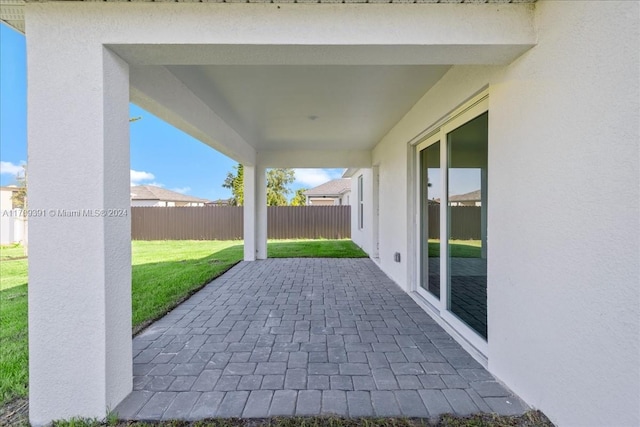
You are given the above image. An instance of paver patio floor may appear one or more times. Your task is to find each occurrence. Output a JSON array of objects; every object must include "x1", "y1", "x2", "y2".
[{"x1": 116, "y1": 258, "x2": 527, "y2": 420}]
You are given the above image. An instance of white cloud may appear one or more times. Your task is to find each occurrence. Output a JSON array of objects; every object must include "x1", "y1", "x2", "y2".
[
  {"x1": 0, "y1": 161, "x2": 25, "y2": 176},
  {"x1": 293, "y1": 169, "x2": 343, "y2": 187},
  {"x1": 130, "y1": 169, "x2": 159, "y2": 186},
  {"x1": 170, "y1": 186, "x2": 191, "y2": 194},
  {"x1": 146, "y1": 182, "x2": 165, "y2": 188}
]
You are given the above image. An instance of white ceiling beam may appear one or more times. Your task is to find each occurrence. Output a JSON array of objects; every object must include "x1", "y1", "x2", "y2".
[
  {"x1": 130, "y1": 65, "x2": 256, "y2": 165},
  {"x1": 25, "y1": 2, "x2": 536, "y2": 66}
]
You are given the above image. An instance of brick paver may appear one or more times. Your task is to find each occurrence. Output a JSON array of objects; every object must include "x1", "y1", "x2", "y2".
[{"x1": 116, "y1": 258, "x2": 527, "y2": 420}]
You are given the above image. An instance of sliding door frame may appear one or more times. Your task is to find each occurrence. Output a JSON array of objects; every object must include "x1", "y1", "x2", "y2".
[{"x1": 411, "y1": 92, "x2": 489, "y2": 357}]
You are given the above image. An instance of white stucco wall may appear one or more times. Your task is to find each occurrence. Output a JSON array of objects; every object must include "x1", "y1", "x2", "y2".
[
  {"x1": 341, "y1": 191, "x2": 351, "y2": 206},
  {"x1": 487, "y1": 3, "x2": 639, "y2": 426},
  {"x1": 0, "y1": 188, "x2": 13, "y2": 210},
  {"x1": 0, "y1": 189, "x2": 15, "y2": 244},
  {"x1": 308, "y1": 198, "x2": 336, "y2": 206},
  {"x1": 308, "y1": 195, "x2": 350, "y2": 206},
  {"x1": 370, "y1": 1, "x2": 639, "y2": 426},
  {"x1": 26, "y1": 21, "x2": 133, "y2": 424}
]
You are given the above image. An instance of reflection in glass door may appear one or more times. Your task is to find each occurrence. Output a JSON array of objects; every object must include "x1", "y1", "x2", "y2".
[
  {"x1": 419, "y1": 142, "x2": 441, "y2": 299},
  {"x1": 447, "y1": 112, "x2": 488, "y2": 339}
]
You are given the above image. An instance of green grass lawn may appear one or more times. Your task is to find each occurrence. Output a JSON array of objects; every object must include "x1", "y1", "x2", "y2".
[
  {"x1": 131, "y1": 240, "x2": 243, "y2": 330},
  {"x1": 0, "y1": 244, "x2": 27, "y2": 261},
  {"x1": 269, "y1": 239, "x2": 367, "y2": 258},
  {"x1": 0, "y1": 239, "x2": 366, "y2": 406},
  {"x1": 0, "y1": 245, "x2": 30, "y2": 405},
  {"x1": 0, "y1": 244, "x2": 28, "y2": 291},
  {"x1": 0, "y1": 258, "x2": 28, "y2": 291},
  {"x1": 428, "y1": 239, "x2": 482, "y2": 258},
  {"x1": 0, "y1": 283, "x2": 28, "y2": 406}
]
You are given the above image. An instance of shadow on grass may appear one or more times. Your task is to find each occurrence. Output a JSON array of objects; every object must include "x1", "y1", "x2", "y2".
[{"x1": 132, "y1": 244, "x2": 244, "y2": 335}]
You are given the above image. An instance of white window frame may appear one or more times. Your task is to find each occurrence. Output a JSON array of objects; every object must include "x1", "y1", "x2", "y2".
[
  {"x1": 358, "y1": 175, "x2": 364, "y2": 230},
  {"x1": 413, "y1": 93, "x2": 489, "y2": 357},
  {"x1": 415, "y1": 133, "x2": 442, "y2": 310}
]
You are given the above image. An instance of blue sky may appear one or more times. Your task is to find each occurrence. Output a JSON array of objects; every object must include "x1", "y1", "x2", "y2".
[{"x1": 0, "y1": 24, "x2": 343, "y2": 202}]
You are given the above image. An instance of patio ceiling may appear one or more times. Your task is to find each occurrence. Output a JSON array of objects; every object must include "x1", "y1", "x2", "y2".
[{"x1": 165, "y1": 64, "x2": 450, "y2": 152}]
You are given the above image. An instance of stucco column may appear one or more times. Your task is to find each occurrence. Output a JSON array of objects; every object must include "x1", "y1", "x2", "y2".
[
  {"x1": 243, "y1": 165, "x2": 257, "y2": 261},
  {"x1": 243, "y1": 165, "x2": 267, "y2": 261},
  {"x1": 27, "y1": 41, "x2": 132, "y2": 424},
  {"x1": 256, "y1": 166, "x2": 268, "y2": 259}
]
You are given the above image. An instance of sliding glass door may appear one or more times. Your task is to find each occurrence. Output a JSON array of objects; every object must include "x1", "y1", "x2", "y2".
[
  {"x1": 447, "y1": 112, "x2": 488, "y2": 339},
  {"x1": 416, "y1": 98, "x2": 488, "y2": 348}
]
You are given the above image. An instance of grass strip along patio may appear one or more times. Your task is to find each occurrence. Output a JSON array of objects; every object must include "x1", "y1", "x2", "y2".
[{"x1": 46, "y1": 412, "x2": 554, "y2": 427}]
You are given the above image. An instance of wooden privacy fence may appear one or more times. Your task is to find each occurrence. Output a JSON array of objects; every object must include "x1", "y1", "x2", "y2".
[
  {"x1": 428, "y1": 205, "x2": 482, "y2": 240},
  {"x1": 131, "y1": 206, "x2": 350, "y2": 240}
]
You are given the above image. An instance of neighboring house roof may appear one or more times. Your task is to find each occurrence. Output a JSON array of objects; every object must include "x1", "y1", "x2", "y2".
[
  {"x1": 206, "y1": 198, "x2": 233, "y2": 206},
  {"x1": 130, "y1": 185, "x2": 209, "y2": 203},
  {"x1": 449, "y1": 189, "x2": 481, "y2": 202},
  {"x1": 303, "y1": 179, "x2": 351, "y2": 197}
]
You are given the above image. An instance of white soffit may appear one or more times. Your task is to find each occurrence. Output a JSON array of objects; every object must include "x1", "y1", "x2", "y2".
[{"x1": 0, "y1": 0, "x2": 24, "y2": 33}]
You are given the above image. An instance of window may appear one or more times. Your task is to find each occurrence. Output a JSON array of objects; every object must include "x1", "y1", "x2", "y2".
[{"x1": 358, "y1": 175, "x2": 364, "y2": 230}]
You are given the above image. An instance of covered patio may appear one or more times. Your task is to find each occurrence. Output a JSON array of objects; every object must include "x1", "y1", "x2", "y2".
[
  {"x1": 16, "y1": 3, "x2": 538, "y2": 423},
  {"x1": 12, "y1": 1, "x2": 640, "y2": 425},
  {"x1": 116, "y1": 258, "x2": 526, "y2": 420}
]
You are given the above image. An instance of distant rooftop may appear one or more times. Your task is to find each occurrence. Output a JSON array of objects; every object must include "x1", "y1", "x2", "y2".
[
  {"x1": 130, "y1": 185, "x2": 209, "y2": 203},
  {"x1": 450, "y1": 189, "x2": 481, "y2": 202},
  {"x1": 304, "y1": 178, "x2": 351, "y2": 197}
]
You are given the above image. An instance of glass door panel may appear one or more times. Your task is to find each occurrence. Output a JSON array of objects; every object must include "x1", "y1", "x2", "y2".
[
  {"x1": 446, "y1": 112, "x2": 488, "y2": 339},
  {"x1": 419, "y1": 142, "x2": 441, "y2": 299}
]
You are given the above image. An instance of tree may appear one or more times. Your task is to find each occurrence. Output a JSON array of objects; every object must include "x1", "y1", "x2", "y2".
[
  {"x1": 267, "y1": 168, "x2": 295, "y2": 206},
  {"x1": 222, "y1": 164, "x2": 244, "y2": 206},
  {"x1": 11, "y1": 165, "x2": 27, "y2": 209},
  {"x1": 221, "y1": 164, "x2": 295, "y2": 206},
  {"x1": 290, "y1": 188, "x2": 307, "y2": 206}
]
